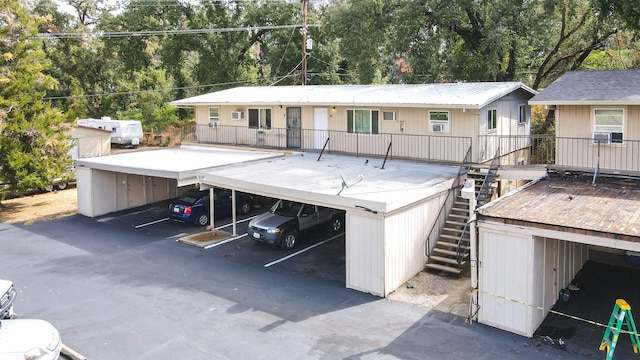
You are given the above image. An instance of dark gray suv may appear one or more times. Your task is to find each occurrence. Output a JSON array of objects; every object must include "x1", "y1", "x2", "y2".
[{"x1": 248, "y1": 199, "x2": 344, "y2": 249}]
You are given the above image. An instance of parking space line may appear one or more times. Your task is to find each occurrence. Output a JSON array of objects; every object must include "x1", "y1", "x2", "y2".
[
  {"x1": 204, "y1": 233, "x2": 248, "y2": 249},
  {"x1": 214, "y1": 214, "x2": 259, "y2": 230},
  {"x1": 134, "y1": 218, "x2": 169, "y2": 228},
  {"x1": 263, "y1": 233, "x2": 344, "y2": 268}
]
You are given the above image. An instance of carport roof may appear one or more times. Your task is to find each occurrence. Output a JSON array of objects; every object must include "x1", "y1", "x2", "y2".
[
  {"x1": 477, "y1": 172, "x2": 640, "y2": 242},
  {"x1": 197, "y1": 153, "x2": 460, "y2": 214},
  {"x1": 74, "y1": 146, "x2": 283, "y2": 186}
]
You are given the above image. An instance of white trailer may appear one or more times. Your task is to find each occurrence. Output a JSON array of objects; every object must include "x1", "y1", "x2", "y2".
[{"x1": 77, "y1": 117, "x2": 143, "y2": 148}]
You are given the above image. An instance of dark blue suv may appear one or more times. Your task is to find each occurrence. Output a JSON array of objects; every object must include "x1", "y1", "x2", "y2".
[{"x1": 169, "y1": 188, "x2": 253, "y2": 226}]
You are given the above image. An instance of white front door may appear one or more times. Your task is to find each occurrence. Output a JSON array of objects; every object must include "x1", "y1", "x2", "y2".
[{"x1": 313, "y1": 107, "x2": 329, "y2": 150}]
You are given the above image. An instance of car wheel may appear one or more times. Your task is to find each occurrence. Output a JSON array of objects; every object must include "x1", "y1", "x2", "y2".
[
  {"x1": 56, "y1": 182, "x2": 67, "y2": 190},
  {"x1": 329, "y1": 215, "x2": 343, "y2": 233},
  {"x1": 239, "y1": 202, "x2": 251, "y2": 214},
  {"x1": 44, "y1": 184, "x2": 54, "y2": 192},
  {"x1": 197, "y1": 214, "x2": 209, "y2": 226},
  {"x1": 280, "y1": 231, "x2": 297, "y2": 249}
]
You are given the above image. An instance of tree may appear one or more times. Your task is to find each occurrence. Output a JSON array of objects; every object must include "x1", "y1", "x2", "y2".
[
  {"x1": 0, "y1": 0, "x2": 71, "y2": 200},
  {"x1": 325, "y1": 0, "x2": 396, "y2": 84}
]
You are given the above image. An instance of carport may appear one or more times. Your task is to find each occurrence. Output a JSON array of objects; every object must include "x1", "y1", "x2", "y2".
[
  {"x1": 195, "y1": 153, "x2": 460, "y2": 297},
  {"x1": 475, "y1": 173, "x2": 640, "y2": 338},
  {"x1": 74, "y1": 145, "x2": 282, "y2": 217},
  {"x1": 75, "y1": 145, "x2": 463, "y2": 297}
]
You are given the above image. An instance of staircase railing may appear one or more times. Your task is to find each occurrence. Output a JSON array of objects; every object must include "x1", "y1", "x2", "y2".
[
  {"x1": 456, "y1": 221, "x2": 471, "y2": 265},
  {"x1": 454, "y1": 146, "x2": 499, "y2": 265},
  {"x1": 476, "y1": 146, "x2": 501, "y2": 207},
  {"x1": 426, "y1": 146, "x2": 472, "y2": 256}
]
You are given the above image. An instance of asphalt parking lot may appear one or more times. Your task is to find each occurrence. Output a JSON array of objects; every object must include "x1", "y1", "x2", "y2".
[{"x1": 1, "y1": 203, "x2": 598, "y2": 359}]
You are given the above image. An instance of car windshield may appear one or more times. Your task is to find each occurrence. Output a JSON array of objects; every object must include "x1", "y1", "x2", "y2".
[
  {"x1": 178, "y1": 191, "x2": 201, "y2": 203},
  {"x1": 271, "y1": 200, "x2": 302, "y2": 217}
]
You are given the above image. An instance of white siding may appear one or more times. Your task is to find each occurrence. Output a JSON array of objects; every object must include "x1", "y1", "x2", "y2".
[
  {"x1": 76, "y1": 168, "x2": 118, "y2": 217},
  {"x1": 383, "y1": 197, "x2": 442, "y2": 296},
  {"x1": 346, "y1": 212, "x2": 384, "y2": 296},
  {"x1": 76, "y1": 167, "x2": 94, "y2": 217},
  {"x1": 478, "y1": 222, "x2": 592, "y2": 337},
  {"x1": 478, "y1": 229, "x2": 531, "y2": 336}
]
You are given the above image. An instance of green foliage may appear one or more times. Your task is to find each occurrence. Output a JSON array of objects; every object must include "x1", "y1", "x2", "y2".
[{"x1": 0, "y1": 0, "x2": 71, "y2": 194}]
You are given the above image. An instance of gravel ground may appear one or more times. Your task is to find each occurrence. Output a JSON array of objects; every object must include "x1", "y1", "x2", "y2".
[{"x1": 388, "y1": 266, "x2": 472, "y2": 317}]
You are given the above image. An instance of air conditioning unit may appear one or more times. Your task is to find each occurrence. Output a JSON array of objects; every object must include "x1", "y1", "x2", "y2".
[
  {"x1": 593, "y1": 132, "x2": 610, "y2": 145},
  {"x1": 231, "y1": 111, "x2": 244, "y2": 120},
  {"x1": 432, "y1": 123, "x2": 446, "y2": 132}
]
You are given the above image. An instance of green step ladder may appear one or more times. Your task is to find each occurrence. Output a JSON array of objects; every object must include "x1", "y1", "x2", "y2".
[{"x1": 599, "y1": 299, "x2": 640, "y2": 359}]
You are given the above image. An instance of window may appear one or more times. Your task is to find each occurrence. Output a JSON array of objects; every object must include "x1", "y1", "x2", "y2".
[
  {"x1": 487, "y1": 109, "x2": 497, "y2": 130},
  {"x1": 429, "y1": 111, "x2": 449, "y2": 132},
  {"x1": 248, "y1": 108, "x2": 271, "y2": 129},
  {"x1": 208, "y1": 107, "x2": 219, "y2": 126},
  {"x1": 518, "y1": 105, "x2": 527, "y2": 125},
  {"x1": 594, "y1": 108, "x2": 624, "y2": 143},
  {"x1": 347, "y1": 109, "x2": 379, "y2": 134},
  {"x1": 383, "y1": 111, "x2": 396, "y2": 121}
]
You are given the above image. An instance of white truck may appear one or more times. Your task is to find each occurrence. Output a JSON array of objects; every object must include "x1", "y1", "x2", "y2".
[
  {"x1": 0, "y1": 280, "x2": 63, "y2": 360},
  {"x1": 77, "y1": 117, "x2": 143, "y2": 148},
  {"x1": 0, "y1": 279, "x2": 16, "y2": 319}
]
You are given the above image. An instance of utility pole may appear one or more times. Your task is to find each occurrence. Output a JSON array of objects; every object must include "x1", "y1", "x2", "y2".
[{"x1": 301, "y1": 0, "x2": 308, "y2": 85}]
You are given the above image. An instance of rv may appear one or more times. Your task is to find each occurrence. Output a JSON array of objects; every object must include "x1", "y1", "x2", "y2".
[{"x1": 77, "y1": 117, "x2": 143, "y2": 148}]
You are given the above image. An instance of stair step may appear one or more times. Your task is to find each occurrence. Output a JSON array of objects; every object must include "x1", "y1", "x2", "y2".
[
  {"x1": 449, "y1": 213, "x2": 468, "y2": 218},
  {"x1": 445, "y1": 220, "x2": 467, "y2": 227},
  {"x1": 434, "y1": 242, "x2": 457, "y2": 249},
  {"x1": 439, "y1": 234, "x2": 469, "y2": 241},
  {"x1": 425, "y1": 263, "x2": 463, "y2": 274},
  {"x1": 432, "y1": 248, "x2": 458, "y2": 256},
  {"x1": 429, "y1": 255, "x2": 460, "y2": 265}
]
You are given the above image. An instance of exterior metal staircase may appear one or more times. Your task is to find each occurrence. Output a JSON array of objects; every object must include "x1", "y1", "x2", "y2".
[
  {"x1": 425, "y1": 195, "x2": 471, "y2": 274},
  {"x1": 425, "y1": 147, "x2": 501, "y2": 275}
]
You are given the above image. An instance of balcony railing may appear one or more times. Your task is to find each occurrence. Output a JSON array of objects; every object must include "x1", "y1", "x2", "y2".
[
  {"x1": 182, "y1": 125, "x2": 640, "y2": 175},
  {"x1": 479, "y1": 134, "x2": 640, "y2": 175},
  {"x1": 192, "y1": 124, "x2": 473, "y2": 164}
]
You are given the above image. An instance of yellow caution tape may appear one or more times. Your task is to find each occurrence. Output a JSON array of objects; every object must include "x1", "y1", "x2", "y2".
[{"x1": 470, "y1": 288, "x2": 640, "y2": 336}]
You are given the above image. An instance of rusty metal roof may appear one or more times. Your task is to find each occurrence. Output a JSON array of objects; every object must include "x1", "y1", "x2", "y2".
[{"x1": 477, "y1": 172, "x2": 640, "y2": 241}]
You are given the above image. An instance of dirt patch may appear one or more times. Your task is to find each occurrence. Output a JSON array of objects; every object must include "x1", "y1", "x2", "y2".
[
  {"x1": 179, "y1": 230, "x2": 234, "y2": 248},
  {"x1": 388, "y1": 267, "x2": 473, "y2": 318},
  {"x1": 0, "y1": 187, "x2": 78, "y2": 225}
]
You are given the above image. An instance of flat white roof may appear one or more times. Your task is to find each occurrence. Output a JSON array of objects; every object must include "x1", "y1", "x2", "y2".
[
  {"x1": 74, "y1": 146, "x2": 284, "y2": 186},
  {"x1": 197, "y1": 153, "x2": 459, "y2": 214},
  {"x1": 172, "y1": 83, "x2": 537, "y2": 109}
]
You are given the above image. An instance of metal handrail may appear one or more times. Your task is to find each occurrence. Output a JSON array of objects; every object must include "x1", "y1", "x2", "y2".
[
  {"x1": 426, "y1": 146, "x2": 472, "y2": 256},
  {"x1": 426, "y1": 186, "x2": 457, "y2": 257},
  {"x1": 456, "y1": 221, "x2": 471, "y2": 264},
  {"x1": 476, "y1": 146, "x2": 501, "y2": 207},
  {"x1": 190, "y1": 124, "x2": 472, "y2": 164}
]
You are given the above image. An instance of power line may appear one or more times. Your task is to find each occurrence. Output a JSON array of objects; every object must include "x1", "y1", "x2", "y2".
[
  {"x1": 38, "y1": 24, "x2": 321, "y2": 39},
  {"x1": 42, "y1": 72, "x2": 359, "y2": 101}
]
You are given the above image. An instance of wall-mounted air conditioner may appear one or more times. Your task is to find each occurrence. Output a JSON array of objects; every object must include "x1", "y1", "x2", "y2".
[
  {"x1": 592, "y1": 132, "x2": 610, "y2": 145},
  {"x1": 432, "y1": 123, "x2": 446, "y2": 132},
  {"x1": 231, "y1": 111, "x2": 244, "y2": 120}
]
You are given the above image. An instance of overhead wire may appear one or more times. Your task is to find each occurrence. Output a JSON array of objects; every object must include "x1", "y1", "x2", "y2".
[
  {"x1": 38, "y1": 24, "x2": 321, "y2": 39},
  {"x1": 42, "y1": 72, "x2": 359, "y2": 101}
]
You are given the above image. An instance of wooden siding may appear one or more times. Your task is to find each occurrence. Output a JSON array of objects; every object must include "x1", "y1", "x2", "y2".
[
  {"x1": 193, "y1": 96, "x2": 531, "y2": 164},
  {"x1": 555, "y1": 105, "x2": 640, "y2": 173}
]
